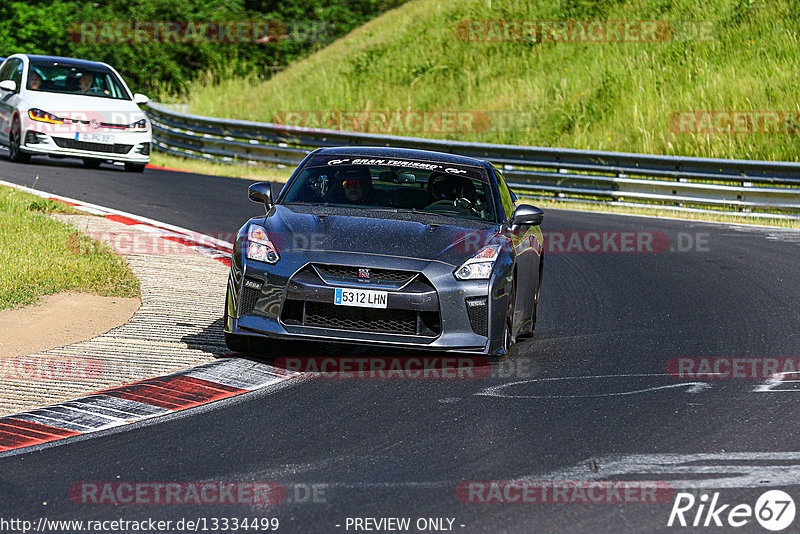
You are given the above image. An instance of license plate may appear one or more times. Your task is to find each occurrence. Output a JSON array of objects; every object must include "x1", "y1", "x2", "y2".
[
  {"x1": 75, "y1": 132, "x2": 114, "y2": 144},
  {"x1": 334, "y1": 287, "x2": 387, "y2": 309}
]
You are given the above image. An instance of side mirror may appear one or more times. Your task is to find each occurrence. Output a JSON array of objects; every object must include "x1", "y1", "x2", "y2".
[
  {"x1": 0, "y1": 80, "x2": 16, "y2": 92},
  {"x1": 511, "y1": 204, "x2": 544, "y2": 226},
  {"x1": 133, "y1": 93, "x2": 149, "y2": 105},
  {"x1": 248, "y1": 182, "x2": 273, "y2": 207}
]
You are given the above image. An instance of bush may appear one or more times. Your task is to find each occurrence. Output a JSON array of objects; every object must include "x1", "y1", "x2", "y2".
[{"x1": 0, "y1": 0, "x2": 406, "y2": 96}]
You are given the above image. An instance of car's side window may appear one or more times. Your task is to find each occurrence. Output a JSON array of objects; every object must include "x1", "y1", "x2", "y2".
[
  {"x1": 9, "y1": 60, "x2": 22, "y2": 91},
  {"x1": 493, "y1": 166, "x2": 516, "y2": 221},
  {"x1": 0, "y1": 60, "x2": 14, "y2": 83}
]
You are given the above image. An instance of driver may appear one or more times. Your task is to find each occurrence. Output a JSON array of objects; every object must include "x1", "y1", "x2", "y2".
[
  {"x1": 342, "y1": 176, "x2": 365, "y2": 203},
  {"x1": 336, "y1": 168, "x2": 374, "y2": 204},
  {"x1": 27, "y1": 71, "x2": 42, "y2": 90},
  {"x1": 79, "y1": 72, "x2": 94, "y2": 93}
]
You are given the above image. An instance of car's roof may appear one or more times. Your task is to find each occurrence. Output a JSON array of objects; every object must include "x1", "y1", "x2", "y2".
[
  {"x1": 22, "y1": 54, "x2": 111, "y2": 70},
  {"x1": 314, "y1": 146, "x2": 486, "y2": 167}
]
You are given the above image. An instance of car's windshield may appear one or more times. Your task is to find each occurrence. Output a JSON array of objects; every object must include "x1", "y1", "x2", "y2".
[
  {"x1": 26, "y1": 60, "x2": 131, "y2": 100},
  {"x1": 282, "y1": 159, "x2": 497, "y2": 222}
]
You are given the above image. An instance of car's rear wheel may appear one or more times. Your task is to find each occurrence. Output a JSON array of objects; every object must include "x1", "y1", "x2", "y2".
[
  {"x1": 124, "y1": 162, "x2": 146, "y2": 173},
  {"x1": 83, "y1": 158, "x2": 103, "y2": 169},
  {"x1": 8, "y1": 116, "x2": 30, "y2": 163}
]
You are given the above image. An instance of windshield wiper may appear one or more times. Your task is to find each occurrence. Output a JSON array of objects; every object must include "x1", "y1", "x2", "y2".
[{"x1": 371, "y1": 207, "x2": 452, "y2": 217}]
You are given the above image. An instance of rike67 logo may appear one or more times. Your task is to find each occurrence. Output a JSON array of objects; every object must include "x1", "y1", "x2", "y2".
[{"x1": 668, "y1": 490, "x2": 796, "y2": 531}]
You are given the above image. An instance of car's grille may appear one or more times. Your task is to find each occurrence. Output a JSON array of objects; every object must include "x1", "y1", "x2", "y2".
[
  {"x1": 314, "y1": 264, "x2": 416, "y2": 285},
  {"x1": 239, "y1": 286, "x2": 261, "y2": 315},
  {"x1": 53, "y1": 137, "x2": 133, "y2": 154},
  {"x1": 304, "y1": 302, "x2": 417, "y2": 335},
  {"x1": 466, "y1": 297, "x2": 489, "y2": 337},
  {"x1": 282, "y1": 300, "x2": 441, "y2": 337}
]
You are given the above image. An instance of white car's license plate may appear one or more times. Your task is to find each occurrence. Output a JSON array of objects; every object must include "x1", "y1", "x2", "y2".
[
  {"x1": 334, "y1": 288, "x2": 388, "y2": 309},
  {"x1": 75, "y1": 132, "x2": 114, "y2": 144}
]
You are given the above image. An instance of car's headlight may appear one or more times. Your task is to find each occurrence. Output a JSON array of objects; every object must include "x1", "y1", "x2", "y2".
[
  {"x1": 28, "y1": 108, "x2": 63, "y2": 124},
  {"x1": 245, "y1": 224, "x2": 279, "y2": 264},
  {"x1": 127, "y1": 119, "x2": 147, "y2": 130},
  {"x1": 454, "y1": 244, "x2": 501, "y2": 280}
]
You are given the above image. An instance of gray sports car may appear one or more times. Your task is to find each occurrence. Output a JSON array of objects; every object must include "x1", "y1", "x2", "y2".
[{"x1": 224, "y1": 147, "x2": 544, "y2": 356}]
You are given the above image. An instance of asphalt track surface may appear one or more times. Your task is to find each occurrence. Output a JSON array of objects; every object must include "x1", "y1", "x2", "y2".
[{"x1": 2, "y1": 155, "x2": 800, "y2": 533}]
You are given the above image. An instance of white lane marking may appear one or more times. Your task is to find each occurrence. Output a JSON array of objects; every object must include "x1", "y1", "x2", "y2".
[
  {"x1": 754, "y1": 372, "x2": 800, "y2": 392},
  {"x1": 476, "y1": 374, "x2": 711, "y2": 398},
  {"x1": 524, "y1": 452, "x2": 800, "y2": 489}
]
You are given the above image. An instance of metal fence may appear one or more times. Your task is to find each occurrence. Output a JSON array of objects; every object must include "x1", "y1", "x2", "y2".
[{"x1": 145, "y1": 103, "x2": 800, "y2": 219}]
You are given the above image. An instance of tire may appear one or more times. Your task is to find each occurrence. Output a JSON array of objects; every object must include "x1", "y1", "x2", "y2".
[
  {"x1": 124, "y1": 162, "x2": 146, "y2": 173},
  {"x1": 502, "y1": 321, "x2": 513, "y2": 356},
  {"x1": 8, "y1": 116, "x2": 30, "y2": 163},
  {"x1": 224, "y1": 331, "x2": 251, "y2": 353},
  {"x1": 83, "y1": 158, "x2": 103, "y2": 169},
  {"x1": 497, "y1": 279, "x2": 517, "y2": 356},
  {"x1": 518, "y1": 254, "x2": 544, "y2": 339},
  {"x1": 531, "y1": 254, "x2": 543, "y2": 332}
]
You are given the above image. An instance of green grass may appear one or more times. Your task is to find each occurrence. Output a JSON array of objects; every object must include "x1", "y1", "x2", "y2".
[
  {"x1": 0, "y1": 188, "x2": 140, "y2": 310},
  {"x1": 150, "y1": 152, "x2": 293, "y2": 182},
  {"x1": 181, "y1": 0, "x2": 800, "y2": 162}
]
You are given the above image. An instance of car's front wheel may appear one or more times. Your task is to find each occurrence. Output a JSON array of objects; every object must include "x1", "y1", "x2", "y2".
[
  {"x1": 531, "y1": 254, "x2": 543, "y2": 332},
  {"x1": 498, "y1": 278, "x2": 517, "y2": 356},
  {"x1": 83, "y1": 158, "x2": 103, "y2": 169},
  {"x1": 502, "y1": 321, "x2": 513, "y2": 356},
  {"x1": 8, "y1": 116, "x2": 30, "y2": 163},
  {"x1": 124, "y1": 162, "x2": 146, "y2": 173},
  {"x1": 224, "y1": 331, "x2": 251, "y2": 353}
]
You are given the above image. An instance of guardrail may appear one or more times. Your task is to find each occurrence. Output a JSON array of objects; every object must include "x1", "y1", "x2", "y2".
[{"x1": 144, "y1": 102, "x2": 800, "y2": 219}]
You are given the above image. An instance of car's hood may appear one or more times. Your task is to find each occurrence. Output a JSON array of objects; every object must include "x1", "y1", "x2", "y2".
[
  {"x1": 261, "y1": 205, "x2": 502, "y2": 266},
  {"x1": 20, "y1": 92, "x2": 145, "y2": 124}
]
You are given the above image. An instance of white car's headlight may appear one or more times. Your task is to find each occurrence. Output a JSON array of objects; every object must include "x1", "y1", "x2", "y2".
[
  {"x1": 28, "y1": 108, "x2": 63, "y2": 124},
  {"x1": 246, "y1": 224, "x2": 279, "y2": 264},
  {"x1": 454, "y1": 244, "x2": 501, "y2": 280}
]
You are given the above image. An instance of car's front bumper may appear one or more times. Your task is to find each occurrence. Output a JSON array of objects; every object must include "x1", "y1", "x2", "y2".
[
  {"x1": 224, "y1": 236, "x2": 513, "y2": 355},
  {"x1": 20, "y1": 123, "x2": 151, "y2": 163}
]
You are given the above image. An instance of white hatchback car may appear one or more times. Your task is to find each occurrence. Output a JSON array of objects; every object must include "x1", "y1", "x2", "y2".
[{"x1": 0, "y1": 54, "x2": 151, "y2": 172}]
